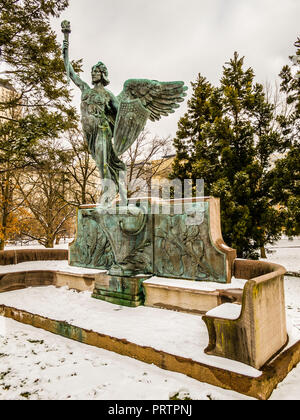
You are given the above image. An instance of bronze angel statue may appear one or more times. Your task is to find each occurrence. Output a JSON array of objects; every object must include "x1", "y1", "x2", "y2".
[{"x1": 62, "y1": 21, "x2": 187, "y2": 204}]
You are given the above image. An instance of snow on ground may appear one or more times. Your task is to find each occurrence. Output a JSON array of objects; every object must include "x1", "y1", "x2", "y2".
[
  {"x1": 0, "y1": 285, "x2": 263, "y2": 377},
  {"x1": 0, "y1": 316, "x2": 253, "y2": 401},
  {"x1": 0, "y1": 260, "x2": 105, "y2": 275},
  {"x1": 4, "y1": 239, "x2": 72, "y2": 251},
  {"x1": 262, "y1": 237, "x2": 300, "y2": 274},
  {"x1": 0, "y1": 276, "x2": 299, "y2": 400},
  {"x1": 0, "y1": 237, "x2": 299, "y2": 400}
]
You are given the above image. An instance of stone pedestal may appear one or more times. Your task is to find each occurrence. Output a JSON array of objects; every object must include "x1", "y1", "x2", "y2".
[
  {"x1": 69, "y1": 197, "x2": 236, "y2": 306},
  {"x1": 70, "y1": 197, "x2": 235, "y2": 279},
  {"x1": 92, "y1": 273, "x2": 151, "y2": 307}
]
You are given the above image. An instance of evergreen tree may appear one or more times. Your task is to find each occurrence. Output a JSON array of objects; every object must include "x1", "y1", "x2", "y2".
[
  {"x1": 171, "y1": 52, "x2": 284, "y2": 258},
  {"x1": 0, "y1": 0, "x2": 81, "y2": 249},
  {"x1": 268, "y1": 37, "x2": 300, "y2": 237},
  {"x1": 269, "y1": 146, "x2": 300, "y2": 237},
  {"x1": 0, "y1": 0, "x2": 81, "y2": 170}
]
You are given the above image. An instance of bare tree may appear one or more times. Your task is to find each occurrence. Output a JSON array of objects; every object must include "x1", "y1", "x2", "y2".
[
  {"x1": 0, "y1": 86, "x2": 29, "y2": 249},
  {"x1": 60, "y1": 130, "x2": 99, "y2": 206},
  {"x1": 15, "y1": 139, "x2": 75, "y2": 248},
  {"x1": 0, "y1": 165, "x2": 21, "y2": 249},
  {"x1": 58, "y1": 130, "x2": 174, "y2": 203},
  {"x1": 122, "y1": 130, "x2": 175, "y2": 197},
  {"x1": 264, "y1": 80, "x2": 294, "y2": 136}
]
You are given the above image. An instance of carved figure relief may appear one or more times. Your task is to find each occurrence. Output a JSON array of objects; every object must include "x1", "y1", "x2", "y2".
[
  {"x1": 155, "y1": 204, "x2": 225, "y2": 281},
  {"x1": 69, "y1": 210, "x2": 114, "y2": 269}
]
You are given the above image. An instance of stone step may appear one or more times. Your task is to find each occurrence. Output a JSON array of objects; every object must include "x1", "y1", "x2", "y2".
[{"x1": 143, "y1": 276, "x2": 244, "y2": 315}]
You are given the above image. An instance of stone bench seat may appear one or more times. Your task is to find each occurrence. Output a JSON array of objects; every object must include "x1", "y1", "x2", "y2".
[
  {"x1": 0, "y1": 250, "x2": 103, "y2": 293},
  {"x1": 202, "y1": 259, "x2": 288, "y2": 369},
  {"x1": 205, "y1": 302, "x2": 242, "y2": 320},
  {"x1": 143, "y1": 276, "x2": 245, "y2": 314}
]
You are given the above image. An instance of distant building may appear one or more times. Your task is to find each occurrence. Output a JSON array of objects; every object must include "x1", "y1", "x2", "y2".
[
  {"x1": 127, "y1": 154, "x2": 176, "y2": 197},
  {"x1": 0, "y1": 78, "x2": 21, "y2": 121},
  {"x1": 151, "y1": 154, "x2": 175, "y2": 182}
]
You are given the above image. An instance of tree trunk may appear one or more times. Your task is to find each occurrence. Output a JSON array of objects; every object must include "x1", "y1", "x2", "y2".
[
  {"x1": 260, "y1": 246, "x2": 267, "y2": 258},
  {"x1": 0, "y1": 209, "x2": 8, "y2": 252},
  {"x1": 45, "y1": 238, "x2": 54, "y2": 248}
]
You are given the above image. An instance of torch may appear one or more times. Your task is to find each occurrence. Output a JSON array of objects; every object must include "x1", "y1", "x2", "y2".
[{"x1": 61, "y1": 20, "x2": 71, "y2": 84}]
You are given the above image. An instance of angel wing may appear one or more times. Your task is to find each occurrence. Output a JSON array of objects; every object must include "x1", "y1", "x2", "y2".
[
  {"x1": 113, "y1": 79, "x2": 187, "y2": 156},
  {"x1": 117, "y1": 79, "x2": 188, "y2": 122}
]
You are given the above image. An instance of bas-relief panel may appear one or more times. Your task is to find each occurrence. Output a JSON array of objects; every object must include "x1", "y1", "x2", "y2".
[
  {"x1": 154, "y1": 202, "x2": 226, "y2": 282},
  {"x1": 69, "y1": 201, "x2": 227, "y2": 283}
]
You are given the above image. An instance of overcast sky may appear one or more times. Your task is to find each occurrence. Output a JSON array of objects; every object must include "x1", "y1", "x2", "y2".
[{"x1": 51, "y1": 0, "x2": 300, "y2": 139}]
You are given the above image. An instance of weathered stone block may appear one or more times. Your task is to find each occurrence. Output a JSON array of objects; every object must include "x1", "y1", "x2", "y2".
[{"x1": 92, "y1": 273, "x2": 151, "y2": 307}]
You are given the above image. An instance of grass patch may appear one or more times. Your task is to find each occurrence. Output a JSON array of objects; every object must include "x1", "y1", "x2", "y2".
[
  {"x1": 27, "y1": 339, "x2": 44, "y2": 345},
  {"x1": 20, "y1": 392, "x2": 31, "y2": 399},
  {"x1": 0, "y1": 369, "x2": 11, "y2": 380},
  {"x1": 169, "y1": 391, "x2": 192, "y2": 400}
]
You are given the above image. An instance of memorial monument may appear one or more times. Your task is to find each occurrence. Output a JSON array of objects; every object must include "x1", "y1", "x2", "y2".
[
  {"x1": 62, "y1": 21, "x2": 236, "y2": 307},
  {"x1": 61, "y1": 20, "x2": 187, "y2": 204}
]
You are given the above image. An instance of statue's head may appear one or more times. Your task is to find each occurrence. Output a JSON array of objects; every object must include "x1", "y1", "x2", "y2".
[{"x1": 91, "y1": 61, "x2": 110, "y2": 86}]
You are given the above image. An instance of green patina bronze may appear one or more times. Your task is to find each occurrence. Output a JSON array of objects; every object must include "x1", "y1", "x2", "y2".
[
  {"x1": 61, "y1": 20, "x2": 187, "y2": 204},
  {"x1": 69, "y1": 199, "x2": 228, "y2": 284},
  {"x1": 68, "y1": 208, "x2": 114, "y2": 270},
  {"x1": 154, "y1": 200, "x2": 226, "y2": 282},
  {"x1": 63, "y1": 22, "x2": 229, "y2": 307},
  {"x1": 92, "y1": 274, "x2": 150, "y2": 307}
]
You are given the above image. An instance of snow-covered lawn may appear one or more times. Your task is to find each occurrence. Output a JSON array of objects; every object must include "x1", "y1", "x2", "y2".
[
  {"x1": 0, "y1": 237, "x2": 299, "y2": 400},
  {"x1": 4, "y1": 239, "x2": 72, "y2": 251},
  {"x1": 0, "y1": 259, "x2": 105, "y2": 275},
  {"x1": 263, "y1": 237, "x2": 300, "y2": 274},
  {"x1": 0, "y1": 316, "x2": 255, "y2": 401},
  {"x1": 0, "y1": 276, "x2": 300, "y2": 400},
  {"x1": 0, "y1": 285, "x2": 264, "y2": 377}
]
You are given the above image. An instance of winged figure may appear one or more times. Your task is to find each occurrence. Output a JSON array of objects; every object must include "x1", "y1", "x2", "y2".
[{"x1": 62, "y1": 22, "x2": 187, "y2": 203}]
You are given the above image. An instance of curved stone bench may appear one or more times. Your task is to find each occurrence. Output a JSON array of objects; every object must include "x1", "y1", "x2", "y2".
[
  {"x1": 143, "y1": 276, "x2": 245, "y2": 314},
  {"x1": 202, "y1": 259, "x2": 288, "y2": 369},
  {"x1": 0, "y1": 270, "x2": 56, "y2": 292},
  {"x1": 0, "y1": 249, "x2": 96, "y2": 293},
  {"x1": 0, "y1": 248, "x2": 68, "y2": 266}
]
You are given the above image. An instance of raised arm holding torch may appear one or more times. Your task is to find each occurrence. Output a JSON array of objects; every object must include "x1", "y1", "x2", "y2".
[
  {"x1": 60, "y1": 20, "x2": 187, "y2": 204},
  {"x1": 61, "y1": 20, "x2": 71, "y2": 83}
]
